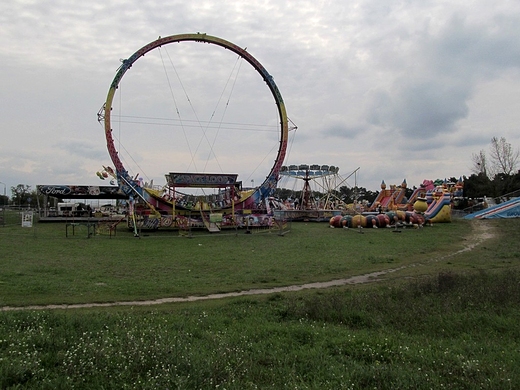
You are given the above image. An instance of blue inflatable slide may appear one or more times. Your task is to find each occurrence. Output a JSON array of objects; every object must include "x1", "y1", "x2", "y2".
[{"x1": 463, "y1": 197, "x2": 520, "y2": 219}]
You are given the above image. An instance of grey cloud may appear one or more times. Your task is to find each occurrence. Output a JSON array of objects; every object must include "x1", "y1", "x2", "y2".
[
  {"x1": 451, "y1": 132, "x2": 491, "y2": 149},
  {"x1": 1, "y1": 0, "x2": 520, "y2": 193},
  {"x1": 369, "y1": 78, "x2": 470, "y2": 138},
  {"x1": 322, "y1": 123, "x2": 363, "y2": 139},
  {"x1": 427, "y1": 13, "x2": 520, "y2": 74},
  {"x1": 364, "y1": 8, "x2": 520, "y2": 141},
  {"x1": 55, "y1": 140, "x2": 107, "y2": 161}
]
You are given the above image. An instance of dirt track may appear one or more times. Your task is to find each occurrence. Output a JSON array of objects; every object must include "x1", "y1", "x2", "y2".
[{"x1": 1, "y1": 220, "x2": 495, "y2": 312}]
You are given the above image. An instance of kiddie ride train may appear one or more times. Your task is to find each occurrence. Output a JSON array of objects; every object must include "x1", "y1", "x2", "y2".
[{"x1": 329, "y1": 178, "x2": 464, "y2": 229}]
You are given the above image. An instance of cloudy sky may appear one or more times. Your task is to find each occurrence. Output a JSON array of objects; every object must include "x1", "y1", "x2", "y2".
[{"x1": 1, "y1": 0, "x2": 520, "y2": 197}]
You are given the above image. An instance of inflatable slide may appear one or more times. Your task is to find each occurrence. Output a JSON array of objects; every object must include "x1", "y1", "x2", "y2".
[{"x1": 463, "y1": 197, "x2": 520, "y2": 219}]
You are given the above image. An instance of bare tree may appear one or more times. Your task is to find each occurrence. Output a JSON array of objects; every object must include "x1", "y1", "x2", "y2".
[
  {"x1": 471, "y1": 149, "x2": 488, "y2": 176},
  {"x1": 489, "y1": 136, "x2": 519, "y2": 178},
  {"x1": 472, "y1": 137, "x2": 519, "y2": 179}
]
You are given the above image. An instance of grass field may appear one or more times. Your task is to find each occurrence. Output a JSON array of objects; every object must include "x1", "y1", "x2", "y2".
[{"x1": 1, "y1": 211, "x2": 519, "y2": 388}]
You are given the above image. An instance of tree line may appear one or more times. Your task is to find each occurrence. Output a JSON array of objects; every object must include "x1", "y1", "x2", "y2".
[
  {"x1": 2, "y1": 138, "x2": 518, "y2": 209},
  {"x1": 0, "y1": 184, "x2": 44, "y2": 208},
  {"x1": 466, "y1": 137, "x2": 520, "y2": 199}
]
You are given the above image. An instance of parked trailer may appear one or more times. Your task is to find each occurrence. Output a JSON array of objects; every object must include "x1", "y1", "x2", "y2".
[{"x1": 57, "y1": 202, "x2": 91, "y2": 217}]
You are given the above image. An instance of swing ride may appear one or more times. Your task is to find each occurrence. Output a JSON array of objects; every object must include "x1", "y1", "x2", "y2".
[
  {"x1": 275, "y1": 164, "x2": 360, "y2": 221},
  {"x1": 97, "y1": 33, "x2": 292, "y2": 231}
]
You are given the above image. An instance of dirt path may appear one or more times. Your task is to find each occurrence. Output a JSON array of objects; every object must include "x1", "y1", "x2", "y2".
[{"x1": 1, "y1": 220, "x2": 496, "y2": 312}]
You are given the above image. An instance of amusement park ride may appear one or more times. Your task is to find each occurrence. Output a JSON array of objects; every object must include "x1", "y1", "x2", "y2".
[
  {"x1": 36, "y1": 33, "x2": 462, "y2": 232},
  {"x1": 91, "y1": 33, "x2": 383, "y2": 232},
  {"x1": 96, "y1": 33, "x2": 292, "y2": 233},
  {"x1": 276, "y1": 164, "x2": 360, "y2": 221}
]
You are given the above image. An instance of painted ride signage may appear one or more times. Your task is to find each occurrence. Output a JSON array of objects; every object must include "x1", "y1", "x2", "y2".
[{"x1": 166, "y1": 173, "x2": 239, "y2": 188}]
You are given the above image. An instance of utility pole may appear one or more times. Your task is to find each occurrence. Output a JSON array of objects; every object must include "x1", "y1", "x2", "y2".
[{"x1": 0, "y1": 181, "x2": 6, "y2": 226}]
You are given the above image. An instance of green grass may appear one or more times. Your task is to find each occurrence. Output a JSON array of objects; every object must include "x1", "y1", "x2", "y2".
[
  {"x1": 0, "y1": 211, "x2": 487, "y2": 307},
  {"x1": 1, "y1": 213, "x2": 520, "y2": 388},
  {"x1": 1, "y1": 270, "x2": 519, "y2": 389}
]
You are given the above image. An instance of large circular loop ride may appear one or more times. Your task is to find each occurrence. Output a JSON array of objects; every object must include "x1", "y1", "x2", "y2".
[{"x1": 101, "y1": 33, "x2": 289, "y2": 207}]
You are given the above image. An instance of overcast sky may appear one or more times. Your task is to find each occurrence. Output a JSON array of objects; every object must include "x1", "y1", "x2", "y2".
[{"x1": 1, "y1": 0, "x2": 520, "y2": 197}]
